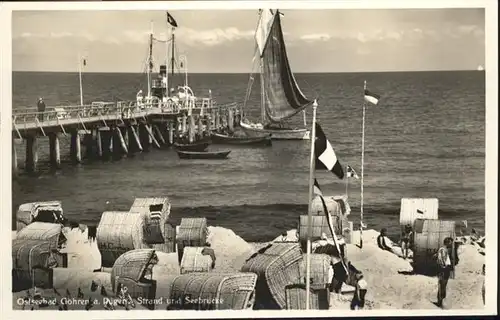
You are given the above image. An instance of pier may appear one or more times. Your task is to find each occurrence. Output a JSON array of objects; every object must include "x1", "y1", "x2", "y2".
[{"x1": 12, "y1": 100, "x2": 240, "y2": 174}]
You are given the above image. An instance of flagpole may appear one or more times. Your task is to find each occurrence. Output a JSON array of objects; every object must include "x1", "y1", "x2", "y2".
[
  {"x1": 78, "y1": 53, "x2": 83, "y2": 106},
  {"x1": 305, "y1": 99, "x2": 318, "y2": 310},
  {"x1": 165, "y1": 12, "x2": 169, "y2": 97},
  {"x1": 360, "y1": 81, "x2": 367, "y2": 249},
  {"x1": 345, "y1": 165, "x2": 349, "y2": 198}
]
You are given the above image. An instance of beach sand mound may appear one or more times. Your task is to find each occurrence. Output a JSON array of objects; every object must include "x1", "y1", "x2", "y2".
[
  {"x1": 60, "y1": 227, "x2": 101, "y2": 271},
  {"x1": 343, "y1": 230, "x2": 485, "y2": 310},
  {"x1": 207, "y1": 226, "x2": 256, "y2": 273}
]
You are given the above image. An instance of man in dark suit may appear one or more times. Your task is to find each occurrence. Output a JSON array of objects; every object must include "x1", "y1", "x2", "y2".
[{"x1": 37, "y1": 97, "x2": 46, "y2": 121}]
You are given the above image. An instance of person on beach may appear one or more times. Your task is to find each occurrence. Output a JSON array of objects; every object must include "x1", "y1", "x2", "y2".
[
  {"x1": 280, "y1": 231, "x2": 288, "y2": 242},
  {"x1": 350, "y1": 271, "x2": 368, "y2": 310},
  {"x1": 202, "y1": 242, "x2": 216, "y2": 269},
  {"x1": 401, "y1": 224, "x2": 413, "y2": 259},
  {"x1": 377, "y1": 228, "x2": 391, "y2": 251},
  {"x1": 377, "y1": 228, "x2": 406, "y2": 258},
  {"x1": 37, "y1": 97, "x2": 46, "y2": 121},
  {"x1": 435, "y1": 237, "x2": 454, "y2": 308}
]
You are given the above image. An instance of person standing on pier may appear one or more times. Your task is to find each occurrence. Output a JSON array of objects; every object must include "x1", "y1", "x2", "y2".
[
  {"x1": 136, "y1": 90, "x2": 144, "y2": 109},
  {"x1": 37, "y1": 97, "x2": 46, "y2": 121}
]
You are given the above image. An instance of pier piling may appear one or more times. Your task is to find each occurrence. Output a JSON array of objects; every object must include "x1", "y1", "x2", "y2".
[
  {"x1": 153, "y1": 125, "x2": 166, "y2": 145},
  {"x1": 116, "y1": 127, "x2": 129, "y2": 155},
  {"x1": 168, "y1": 121, "x2": 174, "y2": 145},
  {"x1": 12, "y1": 138, "x2": 18, "y2": 175},
  {"x1": 70, "y1": 130, "x2": 82, "y2": 163},
  {"x1": 48, "y1": 132, "x2": 61, "y2": 168},
  {"x1": 83, "y1": 133, "x2": 94, "y2": 160},
  {"x1": 100, "y1": 128, "x2": 112, "y2": 159},
  {"x1": 25, "y1": 135, "x2": 38, "y2": 173},
  {"x1": 128, "y1": 125, "x2": 143, "y2": 153},
  {"x1": 96, "y1": 129, "x2": 103, "y2": 159},
  {"x1": 145, "y1": 124, "x2": 161, "y2": 149},
  {"x1": 138, "y1": 123, "x2": 151, "y2": 152}
]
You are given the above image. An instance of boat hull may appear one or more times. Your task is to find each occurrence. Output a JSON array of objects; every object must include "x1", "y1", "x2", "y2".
[
  {"x1": 176, "y1": 150, "x2": 231, "y2": 159},
  {"x1": 239, "y1": 121, "x2": 310, "y2": 140},
  {"x1": 211, "y1": 133, "x2": 272, "y2": 146},
  {"x1": 173, "y1": 140, "x2": 211, "y2": 152}
]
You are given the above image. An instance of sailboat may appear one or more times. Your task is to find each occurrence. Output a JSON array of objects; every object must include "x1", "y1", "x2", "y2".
[{"x1": 239, "y1": 9, "x2": 313, "y2": 140}]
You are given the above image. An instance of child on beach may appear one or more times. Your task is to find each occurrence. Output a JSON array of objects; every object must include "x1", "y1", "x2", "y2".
[
  {"x1": 401, "y1": 224, "x2": 413, "y2": 259},
  {"x1": 350, "y1": 271, "x2": 368, "y2": 310}
]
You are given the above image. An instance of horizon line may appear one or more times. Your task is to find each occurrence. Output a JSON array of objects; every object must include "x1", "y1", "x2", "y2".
[{"x1": 12, "y1": 69, "x2": 484, "y2": 74}]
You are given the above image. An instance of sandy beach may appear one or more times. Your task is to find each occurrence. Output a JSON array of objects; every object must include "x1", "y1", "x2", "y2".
[{"x1": 12, "y1": 226, "x2": 485, "y2": 311}]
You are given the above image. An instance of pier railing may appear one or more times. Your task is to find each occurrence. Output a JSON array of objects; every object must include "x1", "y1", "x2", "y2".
[{"x1": 12, "y1": 99, "x2": 239, "y2": 137}]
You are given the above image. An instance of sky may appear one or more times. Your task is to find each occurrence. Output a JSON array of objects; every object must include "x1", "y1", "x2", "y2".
[{"x1": 12, "y1": 8, "x2": 486, "y2": 73}]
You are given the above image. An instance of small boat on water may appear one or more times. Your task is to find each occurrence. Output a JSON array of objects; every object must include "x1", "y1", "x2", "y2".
[
  {"x1": 173, "y1": 139, "x2": 211, "y2": 152},
  {"x1": 211, "y1": 132, "x2": 272, "y2": 146},
  {"x1": 176, "y1": 150, "x2": 231, "y2": 160}
]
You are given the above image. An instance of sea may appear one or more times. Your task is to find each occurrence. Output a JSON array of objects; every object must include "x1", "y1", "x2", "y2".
[{"x1": 11, "y1": 71, "x2": 486, "y2": 241}]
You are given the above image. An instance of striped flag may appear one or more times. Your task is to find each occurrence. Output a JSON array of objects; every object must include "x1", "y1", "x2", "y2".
[
  {"x1": 346, "y1": 165, "x2": 359, "y2": 179},
  {"x1": 364, "y1": 89, "x2": 380, "y2": 105},
  {"x1": 313, "y1": 178, "x2": 323, "y2": 196},
  {"x1": 319, "y1": 195, "x2": 348, "y2": 276},
  {"x1": 150, "y1": 211, "x2": 162, "y2": 220},
  {"x1": 315, "y1": 123, "x2": 344, "y2": 179}
]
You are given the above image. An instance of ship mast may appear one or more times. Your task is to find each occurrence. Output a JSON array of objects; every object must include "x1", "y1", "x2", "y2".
[
  {"x1": 147, "y1": 20, "x2": 154, "y2": 99},
  {"x1": 171, "y1": 29, "x2": 176, "y2": 80}
]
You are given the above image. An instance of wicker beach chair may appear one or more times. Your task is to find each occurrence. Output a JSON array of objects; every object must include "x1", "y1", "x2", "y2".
[
  {"x1": 15, "y1": 222, "x2": 66, "y2": 248},
  {"x1": 16, "y1": 201, "x2": 63, "y2": 232},
  {"x1": 12, "y1": 239, "x2": 65, "y2": 291},
  {"x1": 155, "y1": 272, "x2": 258, "y2": 310},
  {"x1": 285, "y1": 283, "x2": 330, "y2": 310},
  {"x1": 129, "y1": 197, "x2": 171, "y2": 245},
  {"x1": 240, "y1": 242, "x2": 303, "y2": 309},
  {"x1": 298, "y1": 215, "x2": 347, "y2": 253},
  {"x1": 180, "y1": 247, "x2": 215, "y2": 274},
  {"x1": 111, "y1": 249, "x2": 159, "y2": 310},
  {"x1": 96, "y1": 211, "x2": 149, "y2": 267},
  {"x1": 176, "y1": 218, "x2": 208, "y2": 263},
  {"x1": 298, "y1": 253, "x2": 332, "y2": 289}
]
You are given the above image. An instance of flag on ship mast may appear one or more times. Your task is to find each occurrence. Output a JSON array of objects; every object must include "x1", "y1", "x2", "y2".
[
  {"x1": 167, "y1": 12, "x2": 178, "y2": 28},
  {"x1": 346, "y1": 165, "x2": 359, "y2": 179},
  {"x1": 364, "y1": 89, "x2": 380, "y2": 105},
  {"x1": 315, "y1": 123, "x2": 344, "y2": 179}
]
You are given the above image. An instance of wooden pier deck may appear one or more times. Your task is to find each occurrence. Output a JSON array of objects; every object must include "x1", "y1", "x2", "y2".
[{"x1": 12, "y1": 100, "x2": 240, "y2": 174}]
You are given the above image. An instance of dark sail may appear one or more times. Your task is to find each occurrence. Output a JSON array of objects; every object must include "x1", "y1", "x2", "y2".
[{"x1": 261, "y1": 13, "x2": 312, "y2": 123}]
